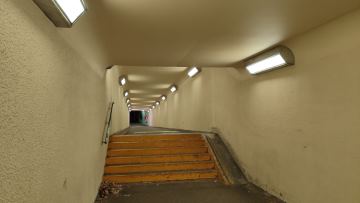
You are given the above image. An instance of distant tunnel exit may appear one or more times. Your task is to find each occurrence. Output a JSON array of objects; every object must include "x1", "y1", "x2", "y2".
[{"x1": 130, "y1": 111, "x2": 150, "y2": 126}]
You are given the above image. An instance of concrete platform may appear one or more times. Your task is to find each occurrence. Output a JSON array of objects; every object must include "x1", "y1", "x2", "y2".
[{"x1": 96, "y1": 181, "x2": 283, "y2": 203}]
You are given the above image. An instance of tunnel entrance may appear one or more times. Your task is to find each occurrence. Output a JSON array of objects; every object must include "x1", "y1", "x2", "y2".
[{"x1": 130, "y1": 111, "x2": 149, "y2": 126}]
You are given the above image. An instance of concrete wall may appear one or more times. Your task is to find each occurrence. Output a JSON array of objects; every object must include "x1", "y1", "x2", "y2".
[
  {"x1": 0, "y1": 1, "x2": 128, "y2": 202},
  {"x1": 153, "y1": 9, "x2": 360, "y2": 203},
  {"x1": 105, "y1": 66, "x2": 130, "y2": 134}
]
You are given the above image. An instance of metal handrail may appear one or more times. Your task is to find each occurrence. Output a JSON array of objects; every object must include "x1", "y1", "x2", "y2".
[{"x1": 102, "y1": 102, "x2": 114, "y2": 144}]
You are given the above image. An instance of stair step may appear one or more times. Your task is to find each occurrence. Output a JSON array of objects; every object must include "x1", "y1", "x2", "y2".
[
  {"x1": 107, "y1": 147, "x2": 208, "y2": 157},
  {"x1": 104, "y1": 161, "x2": 215, "y2": 174},
  {"x1": 108, "y1": 140, "x2": 205, "y2": 149},
  {"x1": 106, "y1": 154, "x2": 211, "y2": 165},
  {"x1": 110, "y1": 134, "x2": 202, "y2": 142},
  {"x1": 103, "y1": 170, "x2": 218, "y2": 183}
]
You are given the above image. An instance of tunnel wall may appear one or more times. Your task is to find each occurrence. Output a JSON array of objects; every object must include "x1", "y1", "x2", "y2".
[
  {"x1": 0, "y1": 1, "x2": 128, "y2": 202},
  {"x1": 153, "y1": 9, "x2": 360, "y2": 203},
  {"x1": 105, "y1": 66, "x2": 130, "y2": 134}
]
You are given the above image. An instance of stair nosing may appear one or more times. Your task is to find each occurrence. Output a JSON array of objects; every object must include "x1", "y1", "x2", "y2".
[{"x1": 103, "y1": 169, "x2": 218, "y2": 177}]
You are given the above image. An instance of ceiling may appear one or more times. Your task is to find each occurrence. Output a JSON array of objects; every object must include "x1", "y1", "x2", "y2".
[
  {"x1": 58, "y1": 0, "x2": 360, "y2": 68},
  {"x1": 55, "y1": 0, "x2": 360, "y2": 109},
  {"x1": 118, "y1": 66, "x2": 188, "y2": 109}
]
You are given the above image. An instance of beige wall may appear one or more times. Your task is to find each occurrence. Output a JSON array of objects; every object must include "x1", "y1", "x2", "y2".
[
  {"x1": 105, "y1": 66, "x2": 130, "y2": 134},
  {"x1": 153, "y1": 9, "x2": 360, "y2": 203},
  {"x1": 0, "y1": 1, "x2": 128, "y2": 202}
]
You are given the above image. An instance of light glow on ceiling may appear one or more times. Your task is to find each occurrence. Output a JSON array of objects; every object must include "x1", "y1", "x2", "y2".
[{"x1": 54, "y1": 0, "x2": 85, "y2": 23}]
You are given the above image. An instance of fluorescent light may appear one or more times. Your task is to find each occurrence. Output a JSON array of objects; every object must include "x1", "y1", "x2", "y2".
[
  {"x1": 246, "y1": 54, "x2": 286, "y2": 74},
  {"x1": 155, "y1": 101, "x2": 160, "y2": 106},
  {"x1": 161, "y1": 95, "x2": 166, "y2": 101},
  {"x1": 54, "y1": 0, "x2": 85, "y2": 23},
  {"x1": 187, "y1": 67, "x2": 200, "y2": 77},
  {"x1": 33, "y1": 0, "x2": 86, "y2": 27},
  {"x1": 124, "y1": 91, "x2": 129, "y2": 97},
  {"x1": 170, "y1": 85, "x2": 177, "y2": 93},
  {"x1": 245, "y1": 46, "x2": 295, "y2": 75},
  {"x1": 119, "y1": 76, "x2": 127, "y2": 86}
]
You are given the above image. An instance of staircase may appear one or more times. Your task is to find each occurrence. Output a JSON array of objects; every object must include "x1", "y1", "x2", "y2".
[{"x1": 102, "y1": 133, "x2": 222, "y2": 184}]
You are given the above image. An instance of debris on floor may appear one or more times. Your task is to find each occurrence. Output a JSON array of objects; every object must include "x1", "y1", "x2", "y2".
[{"x1": 97, "y1": 181, "x2": 123, "y2": 200}]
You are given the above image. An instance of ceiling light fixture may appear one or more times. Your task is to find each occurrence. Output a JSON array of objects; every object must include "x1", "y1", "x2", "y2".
[
  {"x1": 126, "y1": 99, "x2": 130, "y2": 103},
  {"x1": 161, "y1": 95, "x2": 166, "y2": 101},
  {"x1": 170, "y1": 85, "x2": 177, "y2": 93},
  {"x1": 187, "y1": 67, "x2": 200, "y2": 77},
  {"x1": 124, "y1": 91, "x2": 129, "y2": 97},
  {"x1": 127, "y1": 104, "x2": 131, "y2": 107},
  {"x1": 152, "y1": 105, "x2": 155, "y2": 109},
  {"x1": 33, "y1": 0, "x2": 87, "y2": 28},
  {"x1": 155, "y1": 101, "x2": 160, "y2": 106},
  {"x1": 245, "y1": 46, "x2": 295, "y2": 75},
  {"x1": 119, "y1": 76, "x2": 127, "y2": 86}
]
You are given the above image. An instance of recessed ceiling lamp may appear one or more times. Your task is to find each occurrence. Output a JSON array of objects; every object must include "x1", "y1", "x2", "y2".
[
  {"x1": 119, "y1": 76, "x2": 127, "y2": 86},
  {"x1": 127, "y1": 104, "x2": 131, "y2": 107},
  {"x1": 187, "y1": 67, "x2": 201, "y2": 77},
  {"x1": 161, "y1": 95, "x2": 166, "y2": 101},
  {"x1": 124, "y1": 91, "x2": 129, "y2": 97},
  {"x1": 245, "y1": 46, "x2": 295, "y2": 75},
  {"x1": 155, "y1": 101, "x2": 160, "y2": 106},
  {"x1": 126, "y1": 99, "x2": 130, "y2": 103},
  {"x1": 152, "y1": 105, "x2": 155, "y2": 109},
  {"x1": 33, "y1": 0, "x2": 87, "y2": 28},
  {"x1": 170, "y1": 85, "x2": 177, "y2": 93}
]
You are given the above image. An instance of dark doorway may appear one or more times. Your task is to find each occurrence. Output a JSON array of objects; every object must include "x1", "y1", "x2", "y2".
[{"x1": 130, "y1": 111, "x2": 149, "y2": 126}]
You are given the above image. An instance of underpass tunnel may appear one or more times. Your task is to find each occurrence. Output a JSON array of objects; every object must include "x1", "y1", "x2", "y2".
[{"x1": 1, "y1": 1, "x2": 360, "y2": 203}]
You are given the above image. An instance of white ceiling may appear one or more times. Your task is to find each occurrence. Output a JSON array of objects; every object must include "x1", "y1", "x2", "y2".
[{"x1": 55, "y1": 0, "x2": 360, "y2": 108}]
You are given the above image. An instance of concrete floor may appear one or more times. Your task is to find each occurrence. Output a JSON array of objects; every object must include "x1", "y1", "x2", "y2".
[
  {"x1": 97, "y1": 181, "x2": 282, "y2": 203},
  {"x1": 98, "y1": 126, "x2": 284, "y2": 203}
]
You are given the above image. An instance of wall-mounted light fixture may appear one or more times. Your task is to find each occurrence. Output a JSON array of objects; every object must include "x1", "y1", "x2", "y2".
[
  {"x1": 119, "y1": 75, "x2": 127, "y2": 86},
  {"x1": 124, "y1": 91, "x2": 129, "y2": 97},
  {"x1": 33, "y1": 0, "x2": 87, "y2": 28},
  {"x1": 170, "y1": 85, "x2": 177, "y2": 93},
  {"x1": 245, "y1": 46, "x2": 295, "y2": 75},
  {"x1": 187, "y1": 67, "x2": 201, "y2": 77},
  {"x1": 161, "y1": 95, "x2": 166, "y2": 101}
]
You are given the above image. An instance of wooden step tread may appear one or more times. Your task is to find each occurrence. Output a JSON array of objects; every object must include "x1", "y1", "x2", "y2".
[
  {"x1": 110, "y1": 134, "x2": 202, "y2": 142},
  {"x1": 107, "y1": 147, "x2": 208, "y2": 157},
  {"x1": 104, "y1": 161, "x2": 215, "y2": 174},
  {"x1": 110, "y1": 136, "x2": 202, "y2": 143},
  {"x1": 106, "y1": 154, "x2": 211, "y2": 165},
  {"x1": 108, "y1": 140, "x2": 205, "y2": 149},
  {"x1": 103, "y1": 170, "x2": 218, "y2": 183}
]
